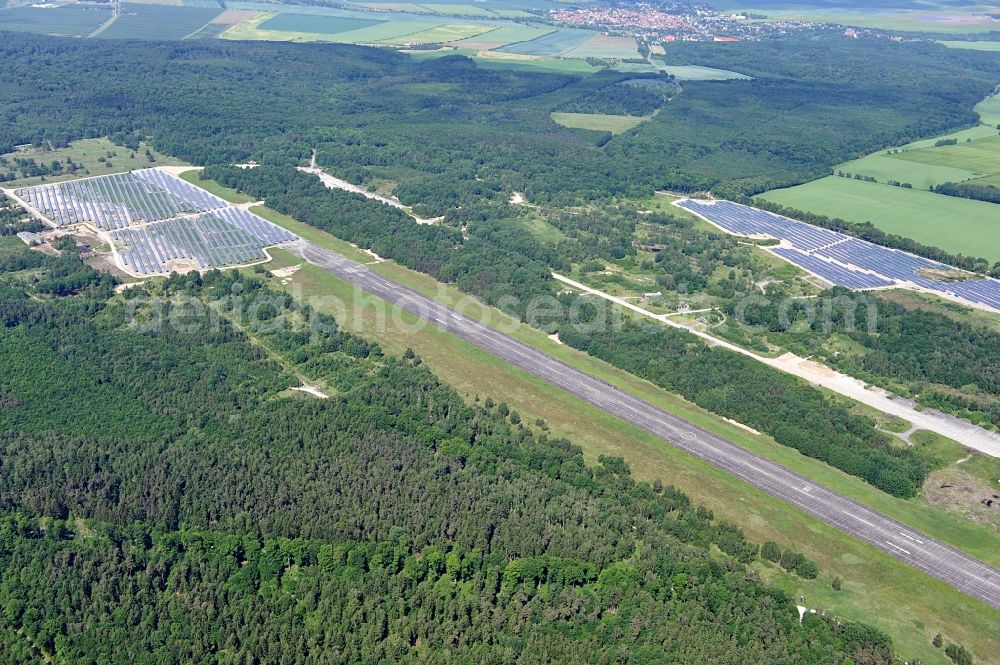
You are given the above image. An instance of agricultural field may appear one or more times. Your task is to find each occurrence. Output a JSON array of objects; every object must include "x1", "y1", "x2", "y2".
[
  {"x1": 0, "y1": 138, "x2": 186, "y2": 187},
  {"x1": 760, "y1": 176, "x2": 1000, "y2": 262},
  {"x1": 715, "y1": 1, "x2": 1000, "y2": 33},
  {"x1": 415, "y1": 4, "x2": 497, "y2": 17},
  {"x1": 0, "y1": 5, "x2": 111, "y2": 36},
  {"x1": 379, "y1": 22, "x2": 492, "y2": 45},
  {"x1": 976, "y1": 93, "x2": 1000, "y2": 127},
  {"x1": 450, "y1": 23, "x2": 553, "y2": 49},
  {"x1": 257, "y1": 14, "x2": 383, "y2": 35},
  {"x1": 97, "y1": 3, "x2": 223, "y2": 40},
  {"x1": 471, "y1": 53, "x2": 601, "y2": 74},
  {"x1": 550, "y1": 112, "x2": 647, "y2": 134},
  {"x1": 223, "y1": 13, "x2": 439, "y2": 43},
  {"x1": 561, "y1": 34, "x2": 638, "y2": 60},
  {"x1": 497, "y1": 28, "x2": 594, "y2": 56},
  {"x1": 213, "y1": 2, "x2": 635, "y2": 66}
]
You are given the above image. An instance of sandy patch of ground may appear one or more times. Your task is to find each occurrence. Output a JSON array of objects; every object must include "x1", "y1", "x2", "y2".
[
  {"x1": 164, "y1": 259, "x2": 198, "y2": 275},
  {"x1": 291, "y1": 384, "x2": 328, "y2": 399},
  {"x1": 724, "y1": 417, "x2": 762, "y2": 436},
  {"x1": 548, "y1": 332, "x2": 562, "y2": 345},
  {"x1": 270, "y1": 264, "x2": 302, "y2": 279},
  {"x1": 300, "y1": 166, "x2": 441, "y2": 225},
  {"x1": 476, "y1": 50, "x2": 542, "y2": 61}
]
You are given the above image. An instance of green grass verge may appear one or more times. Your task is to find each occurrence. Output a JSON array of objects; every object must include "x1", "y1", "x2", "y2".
[{"x1": 179, "y1": 170, "x2": 255, "y2": 204}]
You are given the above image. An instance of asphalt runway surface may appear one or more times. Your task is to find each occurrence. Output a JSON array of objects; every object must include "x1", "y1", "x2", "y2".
[{"x1": 291, "y1": 239, "x2": 1000, "y2": 612}]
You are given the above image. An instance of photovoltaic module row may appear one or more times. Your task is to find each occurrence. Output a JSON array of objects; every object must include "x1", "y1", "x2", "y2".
[
  {"x1": 677, "y1": 198, "x2": 1000, "y2": 313},
  {"x1": 14, "y1": 169, "x2": 228, "y2": 231},
  {"x1": 771, "y1": 248, "x2": 894, "y2": 289},
  {"x1": 114, "y1": 209, "x2": 297, "y2": 275}
]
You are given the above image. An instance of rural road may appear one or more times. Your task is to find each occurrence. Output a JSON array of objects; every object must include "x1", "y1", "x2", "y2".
[{"x1": 289, "y1": 238, "x2": 1000, "y2": 612}]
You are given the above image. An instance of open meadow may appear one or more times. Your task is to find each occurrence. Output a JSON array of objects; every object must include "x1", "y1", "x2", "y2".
[
  {"x1": 550, "y1": 112, "x2": 647, "y2": 134},
  {"x1": 0, "y1": 138, "x2": 186, "y2": 187}
]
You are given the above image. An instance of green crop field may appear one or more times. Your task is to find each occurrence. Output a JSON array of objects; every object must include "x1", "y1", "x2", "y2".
[
  {"x1": 379, "y1": 22, "x2": 491, "y2": 45},
  {"x1": 323, "y1": 18, "x2": 444, "y2": 43},
  {"x1": 416, "y1": 3, "x2": 496, "y2": 17},
  {"x1": 0, "y1": 5, "x2": 111, "y2": 36},
  {"x1": 562, "y1": 34, "x2": 638, "y2": 60},
  {"x1": 450, "y1": 23, "x2": 553, "y2": 47},
  {"x1": 760, "y1": 90, "x2": 1000, "y2": 261},
  {"x1": 498, "y1": 28, "x2": 593, "y2": 56},
  {"x1": 834, "y1": 152, "x2": 983, "y2": 190},
  {"x1": 761, "y1": 176, "x2": 1000, "y2": 261},
  {"x1": 717, "y1": 2, "x2": 1000, "y2": 34},
  {"x1": 97, "y1": 3, "x2": 222, "y2": 40},
  {"x1": 258, "y1": 14, "x2": 383, "y2": 35},
  {"x1": 471, "y1": 54, "x2": 601, "y2": 74},
  {"x1": 893, "y1": 134, "x2": 1000, "y2": 174},
  {"x1": 550, "y1": 112, "x2": 647, "y2": 134},
  {"x1": 223, "y1": 13, "x2": 444, "y2": 43}
]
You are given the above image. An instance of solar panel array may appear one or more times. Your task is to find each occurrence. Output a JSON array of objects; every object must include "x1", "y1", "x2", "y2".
[
  {"x1": 113, "y1": 209, "x2": 296, "y2": 275},
  {"x1": 772, "y1": 248, "x2": 894, "y2": 290},
  {"x1": 677, "y1": 199, "x2": 1000, "y2": 312},
  {"x1": 14, "y1": 169, "x2": 298, "y2": 276},
  {"x1": 15, "y1": 170, "x2": 228, "y2": 230}
]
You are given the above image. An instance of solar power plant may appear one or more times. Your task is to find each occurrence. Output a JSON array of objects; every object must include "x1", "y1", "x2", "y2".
[
  {"x1": 113, "y1": 208, "x2": 298, "y2": 275},
  {"x1": 677, "y1": 199, "x2": 843, "y2": 250},
  {"x1": 15, "y1": 169, "x2": 228, "y2": 230},
  {"x1": 677, "y1": 199, "x2": 1000, "y2": 312},
  {"x1": 14, "y1": 168, "x2": 299, "y2": 275},
  {"x1": 771, "y1": 248, "x2": 894, "y2": 289}
]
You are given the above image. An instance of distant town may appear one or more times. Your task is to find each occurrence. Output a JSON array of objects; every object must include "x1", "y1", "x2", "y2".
[{"x1": 548, "y1": 2, "x2": 869, "y2": 41}]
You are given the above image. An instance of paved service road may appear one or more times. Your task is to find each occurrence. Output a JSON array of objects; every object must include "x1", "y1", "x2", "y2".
[{"x1": 290, "y1": 239, "x2": 1000, "y2": 612}]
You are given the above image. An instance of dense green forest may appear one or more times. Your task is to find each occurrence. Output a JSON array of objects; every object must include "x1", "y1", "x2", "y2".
[
  {"x1": 0, "y1": 246, "x2": 894, "y2": 663},
  {"x1": 1, "y1": 32, "x2": 997, "y2": 208}
]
